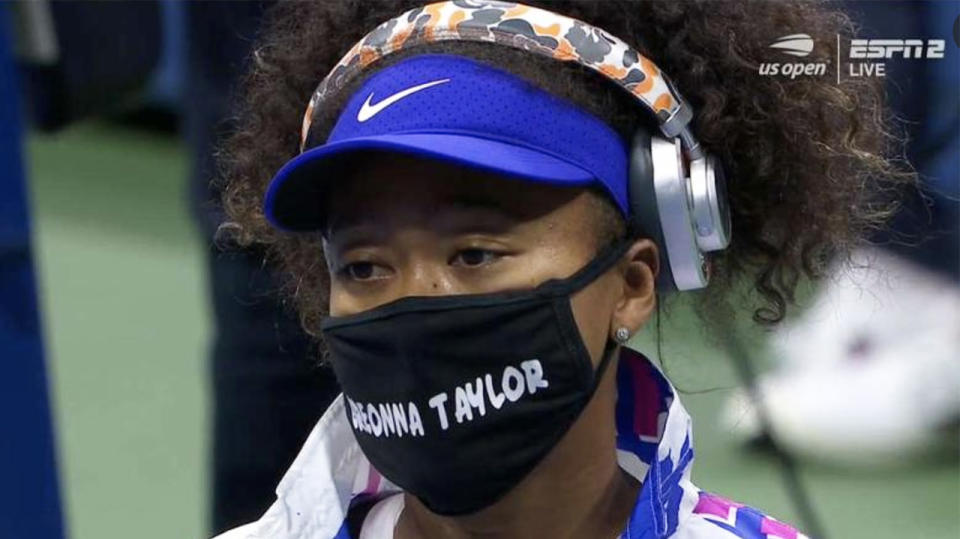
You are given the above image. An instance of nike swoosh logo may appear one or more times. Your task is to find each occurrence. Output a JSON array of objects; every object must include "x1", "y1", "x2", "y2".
[{"x1": 357, "y1": 78, "x2": 451, "y2": 122}]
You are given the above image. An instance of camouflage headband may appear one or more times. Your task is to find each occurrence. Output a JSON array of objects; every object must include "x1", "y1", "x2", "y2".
[{"x1": 299, "y1": 0, "x2": 702, "y2": 158}]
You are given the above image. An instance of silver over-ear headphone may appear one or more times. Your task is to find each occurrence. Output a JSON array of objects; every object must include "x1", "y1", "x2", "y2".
[
  {"x1": 296, "y1": 0, "x2": 732, "y2": 291},
  {"x1": 628, "y1": 110, "x2": 732, "y2": 291}
]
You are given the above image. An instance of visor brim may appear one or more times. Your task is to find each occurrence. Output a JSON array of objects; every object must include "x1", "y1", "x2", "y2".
[{"x1": 264, "y1": 133, "x2": 596, "y2": 232}]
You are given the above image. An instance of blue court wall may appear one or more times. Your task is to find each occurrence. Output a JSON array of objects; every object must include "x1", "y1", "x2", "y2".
[{"x1": 0, "y1": 5, "x2": 66, "y2": 538}]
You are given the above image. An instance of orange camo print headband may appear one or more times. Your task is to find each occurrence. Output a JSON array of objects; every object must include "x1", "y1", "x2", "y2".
[{"x1": 300, "y1": 0, "x2": 701, "y2": 158}]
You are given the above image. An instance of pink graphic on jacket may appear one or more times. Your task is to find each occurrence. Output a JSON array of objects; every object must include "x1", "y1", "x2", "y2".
[{"x1": 694, "y1": 491, "x2": 802, "y2": 538}]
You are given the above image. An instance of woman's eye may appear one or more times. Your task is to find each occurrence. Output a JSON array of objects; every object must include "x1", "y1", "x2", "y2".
[
  {"x1": 341, "y1": 262, "x2": 388, "y2": 281},
  {"x1": 452, "y1": 249, "x2": 501, "y2": 267}
]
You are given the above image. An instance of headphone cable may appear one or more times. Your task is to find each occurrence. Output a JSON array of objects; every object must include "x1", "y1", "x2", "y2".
[{"x1": 717, "y1": 321, "x2": 829, "y2": 539}]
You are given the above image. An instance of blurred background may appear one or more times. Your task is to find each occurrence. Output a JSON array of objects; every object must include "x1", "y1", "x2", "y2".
[{"x1": 2, "y1": 1, "x2": 957, "y2": 538}]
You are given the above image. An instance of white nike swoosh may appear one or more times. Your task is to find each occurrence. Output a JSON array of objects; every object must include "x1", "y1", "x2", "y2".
[{"x1": 356, "y1": 78, "x2": 451, "y2": 122}]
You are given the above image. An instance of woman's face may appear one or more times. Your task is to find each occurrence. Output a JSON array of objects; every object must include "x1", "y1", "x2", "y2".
[{"x1": 322, "y1": 151, "x2": 658, "y2": 368}]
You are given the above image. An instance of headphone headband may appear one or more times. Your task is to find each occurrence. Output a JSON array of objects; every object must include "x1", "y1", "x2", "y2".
[{"x1": 299, "y1": 0, "x2": 700, "y2": 158}]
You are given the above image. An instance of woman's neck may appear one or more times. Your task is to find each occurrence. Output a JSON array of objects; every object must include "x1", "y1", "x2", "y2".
[{"x1": 394, "y1": 369, "x2": 639, "y2": 539}]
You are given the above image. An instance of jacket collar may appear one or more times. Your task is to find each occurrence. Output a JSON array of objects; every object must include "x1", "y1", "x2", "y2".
[{"x1": 248, "y1": 346, "x2": 700, "y2": 538}]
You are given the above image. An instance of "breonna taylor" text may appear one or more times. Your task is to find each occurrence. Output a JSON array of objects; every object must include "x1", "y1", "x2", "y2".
[{"x1": 346, "y1": 359, "x2": 550, "y2": 438}]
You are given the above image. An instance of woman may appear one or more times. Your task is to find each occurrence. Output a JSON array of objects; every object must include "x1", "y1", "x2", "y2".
[{"x1": 213, "y1": 1, "x2": 913, "y2": 537}]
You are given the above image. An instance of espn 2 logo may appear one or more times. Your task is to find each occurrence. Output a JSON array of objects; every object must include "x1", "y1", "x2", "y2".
[
  {"x1": 850, "y1": 39, "x2": 946, "y2": 59},
  {"x1": 847, "y1": 38, "x2": 947, "y2": 78}
]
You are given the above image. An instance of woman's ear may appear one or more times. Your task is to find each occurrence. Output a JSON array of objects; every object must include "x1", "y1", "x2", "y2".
[{"x1": 610, "y1": 238, "x2": 659, "y2": 338}]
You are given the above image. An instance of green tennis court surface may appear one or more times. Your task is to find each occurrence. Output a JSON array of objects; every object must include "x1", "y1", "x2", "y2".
[{"x1": 27, "y1": 121, "x2": 959, "y2": 539}]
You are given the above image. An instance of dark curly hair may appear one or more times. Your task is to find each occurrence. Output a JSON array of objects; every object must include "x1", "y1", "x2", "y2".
[{"x1": 216, "y1": 0, "x2": 916, "y2": 340}]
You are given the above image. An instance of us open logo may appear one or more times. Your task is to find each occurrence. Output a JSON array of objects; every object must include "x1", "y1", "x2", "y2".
[
  {"x1": 769, "y1": 34, "x2": 814, "y2": 57},
  {"x1": 759, "y1": 34, "x2": 828, "y2": 78}
]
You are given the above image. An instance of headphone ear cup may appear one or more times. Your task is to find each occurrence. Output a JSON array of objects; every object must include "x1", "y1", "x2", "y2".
[{"x1": 628, "y1": 128, "x2": 677, "y2": 292}]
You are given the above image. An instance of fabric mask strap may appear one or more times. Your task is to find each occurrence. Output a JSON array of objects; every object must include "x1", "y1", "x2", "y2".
[
  {"x1": 539, "y1": 236, "x2": 636, "y2": 297},
  {"x1": 590, "y1": 336, "x2": 621, "y2": 393}
]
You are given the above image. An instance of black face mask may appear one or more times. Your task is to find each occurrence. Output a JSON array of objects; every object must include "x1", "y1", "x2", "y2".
[{"x1": 320, "y1": 238, "x2": 632, "y2": 516}]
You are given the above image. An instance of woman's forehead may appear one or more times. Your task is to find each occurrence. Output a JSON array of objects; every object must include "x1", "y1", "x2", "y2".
[{"x1": 324, "y1": 152, "x2": 586, "y2": 231}]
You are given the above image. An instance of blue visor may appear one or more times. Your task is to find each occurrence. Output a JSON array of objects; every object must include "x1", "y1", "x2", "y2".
[{"x1": 264, "y1": 53, "x2": 629, "y2": 231}]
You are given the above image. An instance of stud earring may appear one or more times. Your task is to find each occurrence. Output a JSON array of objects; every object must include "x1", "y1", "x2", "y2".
[{"x1": 614, "y1": 326, "x2": 631, "y2": 344}]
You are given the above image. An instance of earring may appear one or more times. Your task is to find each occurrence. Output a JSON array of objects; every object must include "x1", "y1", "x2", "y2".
[{"x1": 614, "y1": 326, "x2": 631, "y2": 344}]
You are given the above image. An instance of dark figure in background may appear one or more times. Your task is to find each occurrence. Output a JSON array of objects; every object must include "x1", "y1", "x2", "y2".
[
  {"x1": 183, "y1": 3, "x2": 340, "y2": 534},
  {"x1": 846, "y1": 0, "x2": 959, "y2": 281}
]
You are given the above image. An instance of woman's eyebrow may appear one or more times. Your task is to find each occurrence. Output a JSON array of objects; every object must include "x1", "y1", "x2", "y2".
[
  {"x1": 323, "y1": 191, "x2": 523, "y2": 242},
  {"x1": 323, "y1": 220, "x2": 387, "y2": 250}
]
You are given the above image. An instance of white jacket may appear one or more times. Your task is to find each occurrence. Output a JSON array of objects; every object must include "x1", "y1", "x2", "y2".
[{"x1": 215, "y1": 347, "x2": 807, "y2": 539}]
